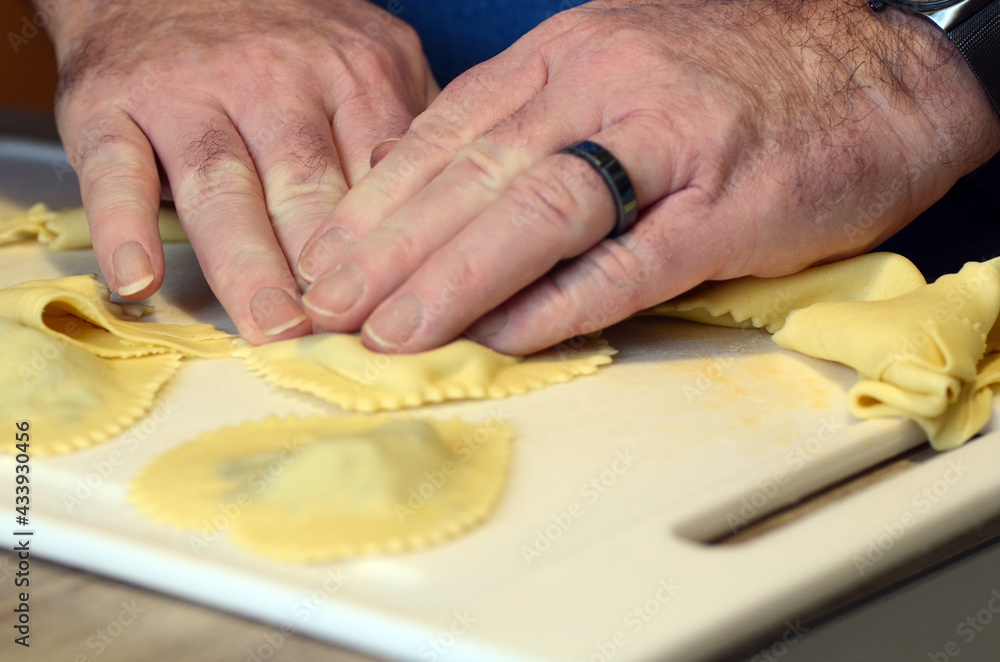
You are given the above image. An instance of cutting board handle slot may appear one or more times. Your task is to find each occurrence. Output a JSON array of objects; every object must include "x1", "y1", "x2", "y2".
[{"x1": 672, "y1": 423, "x2": 931, "y2": 545}]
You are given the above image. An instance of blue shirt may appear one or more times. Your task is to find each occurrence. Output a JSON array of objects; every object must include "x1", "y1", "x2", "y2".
[{"x1": 371, "y1": 0, "x2": 585, "y2": 83}]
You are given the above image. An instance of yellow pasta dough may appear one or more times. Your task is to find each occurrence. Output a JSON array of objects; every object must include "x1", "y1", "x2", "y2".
[
  {"x1": 0, "y1": 203, "x2": 187, "y2": 250},
  {"x1": 236, "y1": 332, "x2": 615, "y2": 412},
  {"x1": 0, "y1": 319, "x2": 181, "y2": 456},
  {"x1": 129, "y1": 416, "x2": 513, "y2": 561},
  {"x1": 774, "y1": 259, "x2": 1000, "y2": 450},
  {"x1": 645, "y1": 252, "x2": 926, "y2": 332},
  {"x1": 0, "y1": 275, "x2": 235, "y2": 358},
  {"x1": 0, "y1": 203, "x2": 49, "y2": 244},
  {"x1": 649, "y1": 253, "x2": 1000, "y2": 450}
]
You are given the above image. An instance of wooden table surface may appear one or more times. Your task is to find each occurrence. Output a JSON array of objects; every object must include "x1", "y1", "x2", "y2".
[{"x1": 0, "y1": 551, "x2": 384, "y2": 662}]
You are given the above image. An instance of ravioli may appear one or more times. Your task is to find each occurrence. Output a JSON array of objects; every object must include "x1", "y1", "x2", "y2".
[
  {"x1": 0, "y1": 204, "x2": 187, "y2": 250},
  {"x1": 129, "y1": 416, "x2": 513, "y2": 561},
  {"x1": 0, "y1": 274, "x2": 235, "y2": 358},
  {"x1": 236, "y1": 333, "x2": 615, "y2": 412},
  {"x1": 0, "y1": 319, "x2": 181, "y2": 456}
]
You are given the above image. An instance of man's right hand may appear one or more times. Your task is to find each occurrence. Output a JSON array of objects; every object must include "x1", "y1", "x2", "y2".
[{"x1": 44, "y1": 0, "x2": 438, "y2": 342}]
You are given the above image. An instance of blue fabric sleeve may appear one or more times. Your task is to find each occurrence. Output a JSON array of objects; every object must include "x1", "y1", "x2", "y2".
[{"x1": 370, "y1": 0, "x2": 586, "y2": 84}]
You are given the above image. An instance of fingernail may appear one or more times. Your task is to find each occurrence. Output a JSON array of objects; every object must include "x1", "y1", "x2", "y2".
[
  {"x1": 113, "y1": 242, "x2": 154, "y2": 296},
  {"x1": 302, "y1": 265, "x2": 366, "y2": 316},
  {"x1": 251, "y1": 287, "x2": 309, "y2": 337},
  {"x1": 297, "y1": 227, "x2": 355, "y2": 283},
  {"x1": 370, "y1": 138, "x2": 401, "y2": 167},
  {"x1": 364, "y1": 294, "x2": 423, "y2": 350},
  {"x1": 466, "y1": 307, "x2": 509, "y2": 342}
]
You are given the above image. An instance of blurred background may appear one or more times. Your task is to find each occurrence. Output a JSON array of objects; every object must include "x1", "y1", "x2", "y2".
[
  {"x1": 1, "y1": 0, "x2": 60, "y2": 138},
  {"x1": 2, "y1": 0, "x2": 58, "y2": 107}
]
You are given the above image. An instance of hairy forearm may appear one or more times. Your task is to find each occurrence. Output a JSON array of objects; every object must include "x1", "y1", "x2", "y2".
[
  {"x1": 770, "y1": 0, "x2": 999, "y2": 168},
  {"x1": 716, "y1": 0, "x2": 1000, "y2": 236},
  {"x1": 860, "y1": 0, "x2": 1000, "y2": 168}
]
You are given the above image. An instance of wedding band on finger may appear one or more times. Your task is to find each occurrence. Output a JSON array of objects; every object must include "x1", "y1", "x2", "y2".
[{"x1": 559, "y1": 140, "x2": 638, "y2": 238}]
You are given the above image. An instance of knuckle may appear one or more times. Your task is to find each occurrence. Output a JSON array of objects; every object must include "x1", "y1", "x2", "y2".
[
  {"x1": 228, "y1": 244, "x2": 274, "y2": 273},
  {"x1": 380, "y1": 223, "x2": 425, "y2": 270},
  {"x1": 182, "y1": 126, "x2": 242, "y2": 175},
  {"x1": 75, "y1": 135, "x2": 142, "y2": 179},
  {"x1": 68, "y1": 121, "x2": 126, "y2": 170},
  {"x1": 262, "y1": 123, "x2": 346, "y2": 220},
  {"x1": 451, "y1": 144, "x2": 516, "y2": 194},
  {"x1": 539, "y1": 9, "x2": 579, "y2": 33},
  {"x1": 408, "y1": 112, "x2": 467, "y2": 156},
  {"x1": 349, "y1": 39, "x2": 400, "y2": 79},
  {"x1": 507, "y1": 168, "x2": 586, "y2": 238},
  {"x1": 174, "y1": 157, "x2": 261, "y2": 216},
  {"x1": 384, "y1": 17, "x2": 423, "y2": 52},
  {"x1": 608, "y1": 26, "x2": 659, "y2": 53},
  {"x1": 566, "y1": 246, "x2": 651, "y2": 332},
  {"x1": 203, "y1": 231, "x2": 278, "y2": 281},
  {"x1": 173, "y1": 126, "x2": 262, "y2": 214},
  {"x1": 264, "y1": 180, "x2": 344, "y2": 226}
]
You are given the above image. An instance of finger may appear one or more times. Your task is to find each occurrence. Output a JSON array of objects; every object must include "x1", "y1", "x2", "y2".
[
  {"x1": 143, "y1": 108, "x2": 310, "y2": 343},
  {"x1": 355, "y1": 117, "x2": 684, "y2": 353},
  {"x1": 331, "y1": 78, "x2": 431, "y2": 185},
  {"x1": 296, "y1": 56, "x2": 548, "y2": 282},
  {"x1": 467, "y1": 192, "x2": 733, "y2": 355},
  {"x1": 241, "y1": 111, "x2": 348, "y2": 275},
  {"x1": 291, "y1": 86, "x2": 426, "y2": 284},
  {"x1": 301, "y1": 84, "x2": 605, "y2": 332},
  {"x1": 61, "y1": 110, "x2": 165, "y2": 299}
]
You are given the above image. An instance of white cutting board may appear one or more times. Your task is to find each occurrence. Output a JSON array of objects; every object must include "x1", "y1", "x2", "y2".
[{"x1": 3, "y1": 141, "x2": 1000, "y2": 661}]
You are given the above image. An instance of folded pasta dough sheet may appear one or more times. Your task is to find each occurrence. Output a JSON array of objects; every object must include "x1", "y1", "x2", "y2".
[
  {"x1": 648, "y1": 253, "x2": 1000, "y2": 450},
  {"x1": 0, "y1": 274, "x2": 235, "y2": 358},
  {"x1": 774, "y1": 259, "x2": 1000, "y2": 450},
  {"x1": 645, "y1": 252, "x2": 927, "y2": 332}
]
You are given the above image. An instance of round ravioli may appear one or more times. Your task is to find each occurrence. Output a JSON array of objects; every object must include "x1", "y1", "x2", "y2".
[
  {"x1": 129, "y1": 416, "x2": 514, "y2": 562},
  {"x1": 0, "y1": 319, "x2": 181, "y2": 455},
  {"x1": 235, "y1": 332, "x2": 615, "y2": 411}
]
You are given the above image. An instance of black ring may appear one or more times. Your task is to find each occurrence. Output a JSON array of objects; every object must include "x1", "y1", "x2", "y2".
[{"x1": 559, "y1": 140, "x2": 639, "y2": 237}]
